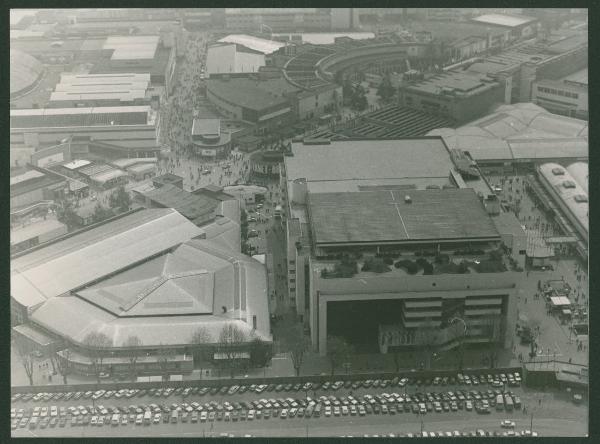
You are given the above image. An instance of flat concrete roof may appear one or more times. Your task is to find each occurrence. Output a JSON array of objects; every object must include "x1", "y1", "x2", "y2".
[
  {"x1": 472, "y1": 13, "x2": 536, "y2": 28},
  {"x1": 405, "y1": 71, "x2": 498, "y2": 96},
  {"x1": 286, "y1": 138, "x2": 454, "y2": 193},
  {"x1": 308, "y1": 188, "x2": 499, "y2": 245}
]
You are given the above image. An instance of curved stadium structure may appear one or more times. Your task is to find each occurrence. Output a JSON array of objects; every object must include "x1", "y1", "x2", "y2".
[{"x1": 10, "y1": 50, "x2": 45, "y2": 100}]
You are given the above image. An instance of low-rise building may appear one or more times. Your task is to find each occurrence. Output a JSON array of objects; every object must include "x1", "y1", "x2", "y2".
[
  {"x1": 191, "y1": 118, "x2": 232, "y2": 158},
  {"x1": 532, "y1": 68, "x2": 588, "y2": 119},
  {"x1": 400, "y1": 71, "x2": 505, "y2": 124}
]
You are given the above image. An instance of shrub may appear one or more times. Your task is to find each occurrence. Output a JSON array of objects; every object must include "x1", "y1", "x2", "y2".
[
  {"x1": 434, "y1": 254, "x2": 450, "y2": 265},
  {"x1": 489, "y1": 249, "x2": 503, "y2": 262},
  {"x1": 395, "y1": 260, "x2": 419, "y2": 274},
  {"x1": 362, "y1": 256, "x2": 391, "y2": 273},
  {"x1": 383, "y1": 257, "x2": 394, "y2": 265},
  {"x1": 474, "y1": 260, "x2": 507, "y2": 273},
  {"x1": 457, "y1": 261, "x2": 470, "y2": 274}
]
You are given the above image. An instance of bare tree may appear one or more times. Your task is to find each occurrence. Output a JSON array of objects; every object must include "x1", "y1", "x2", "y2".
[
  {"x1": 55, "y1": 349, "x2": 71, "y2": 385},
  {"x1": 415, "y1": 318, "x2": 439, "y2": 370},
  {"x1": 217, "y1": 324, "x2": 247, "y2": 378},
  {"x1": 156, "y1": 346, "x2": 177, "y2": 382},
  {"x1": 287, "y1": 324, "x2": 310, "y2": 376},
  {"x1": 482, "y1": 315, "x2": 507, "y2": 368},
  {"x1": 190, "y1": 327, "x2": 213, "y2": 379},
  {"x1": 123, "y1": 336, "x2": 143, "y2": 381},
  {"x1": 82, "y1": 332, "x2": 113, "y2": 383},
  {"x1": 326, "y1": 336, "x2": 354, "y2": 376},
  {"x1": 15, "y1": 341, "x2": 34, "y2": 386}
]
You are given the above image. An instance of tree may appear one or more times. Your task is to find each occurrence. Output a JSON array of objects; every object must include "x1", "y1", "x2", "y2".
[
  {"x1": 54, "y1": 349, "x2": 71, "y2": 385},
  {"x1": 82, "y1": 332, "x2": 112, "y2": 383},
  {"x1": 55, "y1": 200, "x2": 80, "y2": 229},
  {"x1": 156, "y1": 346, "x2": 177, "y2": 382},
  {"x1": 377, "y1": 74, "x2": 396, "y2": 102},
  {"x1": 92, "y1": 203, "x2": 113, "y2": 224},
  {"x1": 217, "y1": 324, "x2": 247, "y2": 378},
  {"x1": 326, "y1": 336, "x2": 354, "y2": 376},
  {"x1": 109, "y1": 186, "x2": 131, "y2": 213},
  {"x1": 415, "y1": 318, "x2": 439, "y2": 370},
  {"x1": 249, "y1": 337, "x2": 272, "y2": 368},
  {"x1": 287, "y1": 324, "x2": 310, "y2": 376},
  {"x1": 15, "y1": 341, "x2": 35, "y2": 386},
  {"x1": 123, "y1": 336, "x2": 143, "y2": 381},
  {"x1": 482, "y1": 315, "x2": 507, "y2": 368},
  {"x1": 190, "y1": 327, "x2": 213, "y2": 379}
]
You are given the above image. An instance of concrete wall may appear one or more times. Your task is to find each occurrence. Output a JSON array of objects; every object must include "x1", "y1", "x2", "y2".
[
  {"x1": 206, "y1": 87, "x2": 243, "y2": 120},
  {"x1": 313, "y1": 272, "x2": 520, "y2": 355},
  {"x1": 296, "y1": 86, "x2": 342, "y2": 120}
]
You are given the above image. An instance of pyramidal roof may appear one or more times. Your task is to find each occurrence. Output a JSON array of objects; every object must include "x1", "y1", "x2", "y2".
[{"x1": 77, "y1": 252, "x2": 216, "y2": 317}]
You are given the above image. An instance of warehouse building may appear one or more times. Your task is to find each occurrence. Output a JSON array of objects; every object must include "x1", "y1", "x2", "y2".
[
  {"x1": 11, "y1": 208, "x2": 271, "y2": 376},
  {"x1": 48, "y1": 73, "x2": 155, "y2": 108},
  {"x1": 205, "y1": 43, "x2": 266, "y2": 78},
  {"x1": 470, "y1": 13, "x2": 539, "y2": 41},
  {"x1": 10, "y1": 105, "x2": 161, "y2": 161}
]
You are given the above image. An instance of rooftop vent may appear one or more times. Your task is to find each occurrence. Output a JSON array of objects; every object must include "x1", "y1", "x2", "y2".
[{"x1": 404, "y1": 195, "x2": 412, "y2": 204}]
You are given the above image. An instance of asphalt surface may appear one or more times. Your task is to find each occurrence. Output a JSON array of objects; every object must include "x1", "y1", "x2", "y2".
[{"x1": 11, "y1": 380, "x2": 587, "y2": 438}]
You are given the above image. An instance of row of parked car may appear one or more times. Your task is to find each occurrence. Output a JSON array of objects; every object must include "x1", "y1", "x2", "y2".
[
  {"x1": 11, "y1": 372, "x2": 522, "y2": 405},
  {"x1": 11, "y1": 385, "x2": 525, "y2": 433},
  {"x1": 345, "y1": 429, "x2": 539, "y2": 438}
]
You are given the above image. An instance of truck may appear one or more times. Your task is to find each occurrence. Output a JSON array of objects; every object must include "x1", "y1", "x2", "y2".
[
  {"x1": 143, "y1": 410, "x2": 152, "y2": 425},
  {"x1": 504, "y1": 394, "x2": 514, "y2": 412},
  {"x1": 274, "y1": 205, "x2": 282, "y2": 219}
]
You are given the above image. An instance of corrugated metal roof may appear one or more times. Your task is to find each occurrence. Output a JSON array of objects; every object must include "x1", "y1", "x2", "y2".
[{"x1": 11, "y1": 209, "x2": 204, "y2": 308}]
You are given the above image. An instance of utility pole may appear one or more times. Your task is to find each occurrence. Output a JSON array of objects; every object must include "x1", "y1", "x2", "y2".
[{"x1": 530, "y1": 411, "x2": 533, "y2": 431}]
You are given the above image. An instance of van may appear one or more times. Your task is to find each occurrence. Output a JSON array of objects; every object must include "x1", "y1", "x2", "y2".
[
  {"x1": 313, "y1": 404, "x2": 321, "y2": 418},
  {"x1": 111, "y1": 414, "x2": 120, "y2": 426},
  {"x1": 496, "y1": 394, "x2": 504, "y2": 411},
  {"x1": 143, "y1": 411, "x2": 152, "y2": 425},
  {"x1": 170, "y1": 410, "x2": 179, "y2": 424}
]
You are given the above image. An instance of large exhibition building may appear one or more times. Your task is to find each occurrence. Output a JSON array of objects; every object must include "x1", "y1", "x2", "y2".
[
  {"x1": 11, "y1": 206, "x2": 271, "y2": 377},
  {"x1": 283, "y1": 137, "x2": 523, "y2": 356}
]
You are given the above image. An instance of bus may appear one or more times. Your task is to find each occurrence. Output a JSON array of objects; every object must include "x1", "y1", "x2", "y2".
[
  {"x1": 496, "y1": 394, "x2": 505, "y2": 411},
  {"x1": 274, "y1": 205, "x2": 283, "y2": 219},
  {"x1": 504, "y1": 394, "x2": 514, "y2": 412}
]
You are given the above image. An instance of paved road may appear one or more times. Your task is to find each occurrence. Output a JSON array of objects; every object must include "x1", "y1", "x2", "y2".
[
  {"x1": 12, "y1": 407, "x2": 586, "y2": 438},
  {"x1": 11, "y1": 378, "x2": 587, "y2": 438}
]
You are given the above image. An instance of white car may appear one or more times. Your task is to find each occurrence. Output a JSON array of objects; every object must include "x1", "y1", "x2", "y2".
[{"x1": 501, "y1": 420, "x2": 516, "y2": 429}]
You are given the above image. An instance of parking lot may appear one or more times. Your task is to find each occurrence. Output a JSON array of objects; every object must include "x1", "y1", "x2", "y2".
[{"x1": 11, "y1": 371, "x2": 587, "y2": 437}]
